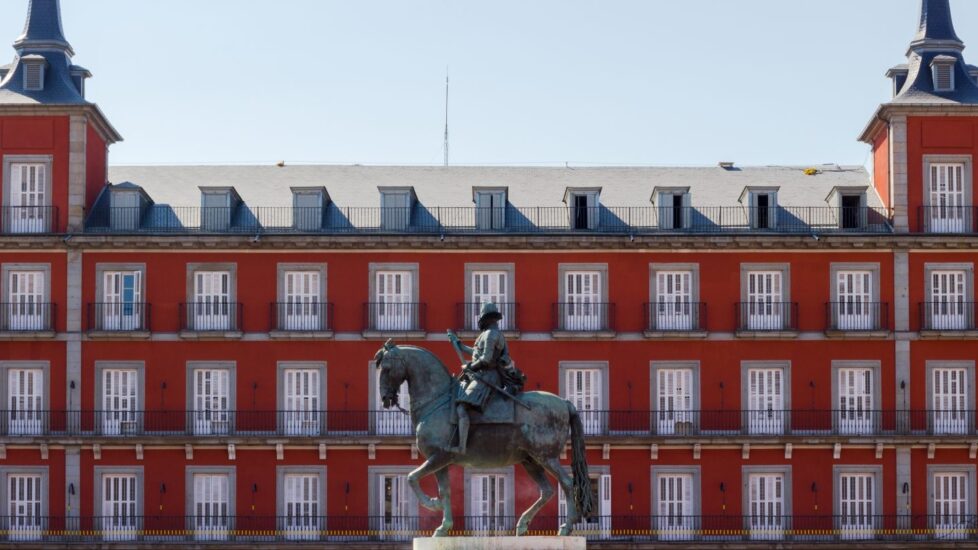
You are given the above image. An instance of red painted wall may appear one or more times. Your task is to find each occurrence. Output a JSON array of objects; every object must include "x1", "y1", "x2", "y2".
[
  {"x1": 906, "y1": 116, "x2": 978, "y2": 231},
  {"x1": 873, "y1": 129, "x2": 890, "y2": 209},
  {"x1": 0, "y1": 116, "x2": 70, "y2": 232}
]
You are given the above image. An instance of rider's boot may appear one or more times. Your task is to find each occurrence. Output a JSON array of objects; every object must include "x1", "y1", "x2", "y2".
[{"x1": 450, "y1": 404, "x2": 470, "y2": 455}]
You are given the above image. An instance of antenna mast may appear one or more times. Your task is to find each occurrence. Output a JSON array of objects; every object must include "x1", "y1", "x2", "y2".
[{"x1": 443, "y1": 69, "x2": 450, "y2": 166}]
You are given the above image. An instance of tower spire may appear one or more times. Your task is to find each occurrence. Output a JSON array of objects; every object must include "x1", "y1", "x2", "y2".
[
  {"x1": 13, "y1": 0, "x2": 73, "y2": 56},
  {"x1": 910, "y1": 0, "x2": 963, "y2": 53}
]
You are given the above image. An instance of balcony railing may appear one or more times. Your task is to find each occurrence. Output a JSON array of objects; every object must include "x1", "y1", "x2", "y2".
[
  {"x1": 87, "y1": 302, "x2": 150, "y2": 332},
  {"x1": 736, "y1": 302, "x2": 798, "y2": 332},
  {"x1": 180, "y1": 302, "x2": 243, "y2": 332},
  {"x1": 272, "y1": 302, "x2": 331, "y2": 332},
  {"x1": 456, "y1": 302, "x2": 518, "y2": 332},
  {"x1": 0, "y1": 302, "x2": 55, "y2": 332},
  {"x1": 919, "y1": 205, "x2": 978, "y2": 234},
  {"x1": 0, "y1": 206, "x2": 58, "y2": 234},
  {"x1": 2, "y1": 515, "x2": 976, "y2": 543},
  {"x1": 920, "y1": 302, "x2": 977, "y2": 331},
  {"x1": 553, "y1": 302, "x2": 615, "y2": 333},
  {"x1": 646, "y1": 302, "x2": 706, "y2": 332},
  {"x1": 364, "y1": 302, "x2": 425, "y2": 333},
  {"x1": 84, "y1": 205, "x2": 894, "y2": 235},
  {"x1": 826, "y1": 301, "x2": 889, "y2": 332}
]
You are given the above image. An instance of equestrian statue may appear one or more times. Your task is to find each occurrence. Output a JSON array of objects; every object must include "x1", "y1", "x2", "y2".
[{"x1": 374, "y1": 303, "x2": 594, "y2": 537}]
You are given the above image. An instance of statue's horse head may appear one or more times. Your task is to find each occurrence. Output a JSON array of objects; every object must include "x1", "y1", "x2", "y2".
[{"x1": 374, "y1": 339, "x2": 406, "y2": 409}]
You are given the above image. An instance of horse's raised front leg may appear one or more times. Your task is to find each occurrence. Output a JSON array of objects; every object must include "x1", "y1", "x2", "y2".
[
  {"x1": 516, "y1": 459, "x2": 555, "y2": 537},
  {"x1": 407, "y1": 451, "x2": 454, "y2": 513},
  {"x1": 540, "y1": 457, "x2": 578, "y2": 536},
  {"x1": 433, "y1": 468, "x2": 454, "y2": 537}
]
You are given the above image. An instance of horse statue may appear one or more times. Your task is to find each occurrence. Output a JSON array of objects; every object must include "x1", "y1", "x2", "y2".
[{"x1": 374, "y1": 341, "x2": 594, "y2": 537}]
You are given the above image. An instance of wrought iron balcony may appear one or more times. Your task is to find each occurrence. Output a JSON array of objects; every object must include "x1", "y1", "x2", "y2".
[
  {"x1": 456, "y1": 302, "x2": 518, "y2": 332},
  {"x1": 87, "y1": 302, "x2": 150, "y2": 332},
  {"x1": 919, "y1": 205, "x2": 978, "y2": 234},
  {"x1": 84, "y1": 205, "x2": 894, "y2": 235},
  {"x1": 645, "y1": 302, "x2": 707, "y2": 332},
  {"x1": 0, "y1": 302, "x2": 55, "y2": 332},
  {"x1": 363, "y1": 302, "x2": 426, "y2": 333},
  {"x1": 736, "y1": 302, "x2": 798, "y2": 332},
  {"x1": 1, "y1": 515, "x2": 975, "y2": 543},
  {"x1": 271, "y1": 302, "x2": 332, "y2": 332},
  {"x1": 180, "y1": 302, "x2": 243, "y2": 332},
  {"x1": 553, "y1": 302, "x2": 615, "y2": 333},
  {"x1": 919, "y1": 301, "x2": 977, "y2": 331},
  {"x1": 826, "y1": 301, "x2": 889, "y2": 332},
  {"x1": 0, "y1": 206, "x2": 58, "y2": 234}
]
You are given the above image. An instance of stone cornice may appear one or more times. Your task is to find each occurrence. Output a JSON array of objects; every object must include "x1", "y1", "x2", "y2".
[
  {"x1": 0, "y1": 103, "x2": 122, "y2": 143},
  {"x1": 859, "y1": 102, "x2": 978, "y2": 143}
]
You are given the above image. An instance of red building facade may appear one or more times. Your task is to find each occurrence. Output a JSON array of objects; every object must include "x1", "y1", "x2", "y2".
[{"x1": 2, "y1": 0, "x2": 978, "y2": 546}]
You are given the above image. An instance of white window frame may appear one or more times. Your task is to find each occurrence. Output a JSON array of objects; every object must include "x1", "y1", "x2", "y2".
[
  {"x1": 653, "y1": 188, "x2": 691, "y2": 230},
  {"x1": 831, "y1": 361, "x2": 881, "y2": 436},
  {"x1": 276, "y1": 362, "x2": 326, "y2": 436},
  {"x1": 928, "y1": 465, "x2": 976, "y2": 540},
  {"x1": 559, "y1": 362, "x2": 608, "y2": 436},
  {"x1": 564, "y1": 188, "x2": 601, "y2": 230},
  {"x1": 924, "y1": 263, "x2": 975, "y2": 331},
  {"x1": 185, "y1": 263, "x2": 237, "y2": 332},
  {"x1": 276, "y1": 465, "x2": 326, "y2": 541},
  {"x1": 276, "y1": 263, "x2": 327, "y2": 332},
  {"x1": 650, "y1": 264, "x2": 700, "y2": 331},
  {"x1": 742, "y1": 187, "x2": 779, "y2": 230},
  {"x1": 95, "y1": 264, "x2": 147, "y2": 332},
  {"x1": 464, "y1": 263, "x2": 515, "y2": 332},
  {"x1": 368, "y1": 466, "x2": 419, "y2": 540},
  {"x1": 378, "y1": 187, "x2": 414, "y2": 230},
  {"x1": 1, "y1": 264, "x2": 51, "y2": 332},
  {"x1": 925, "y1": 361, "x2": 976, "y2": 435},
  {"x1": 652, "y1": 465, "x2": 701, "y2": 541},
  {"x1": 473, "y1": 188, "x2": 507, "y2": 230},
  {"x1": 741, "y1": 362, "x2": 791, "y2": 435},
  {"x1": 557, "y1": 263, "x2": 609, "y2": 333},
  {"x1": 833, "y1": 465, "x2": 882, "y2": 540},
  {"x1": 368, "y1": 263, "x2": 420, "y2": 333},
  {"x1": 559, "y1": 465, "x2": 611, "y2": 538},
  {"x1": 93, "y1": 466, "x2": 143, "y2": 541},
  {"x1": 0, "y1": 466, "x2": 48, "y2": 542},
  {"x1": 923, "y1": 156, "x2": 972, "y2": 233},
  {"x1": 186, "y1": 362, "x2": 236, "y2": 436},
  {"x1": 2, "y1": 156, "x2": 52, "y2": 234},
  {"x1": 651, "y1": 362, "x2": 700, "y2": 435},
  {"x1": 742, "y1": 466, "x2": 792, "y2": 541},
  {"x1": 185, "y1": 466, "x2": 235, "y2": 542},
  {"x1": 464, "y1": 467, "x2": 515, "y2": 533},
  {"x1": 830, "y1": 263, "x2": 881, "y2": 332},
  {"x1": 740, "y1": 263, "x2": 791, "y2": 332},
  {"x1": 0, "y1": 362, "x2": 49, "y2": 436},
  {"x1": 94, "y1": 362, "x2": 145, "y2": 436}
]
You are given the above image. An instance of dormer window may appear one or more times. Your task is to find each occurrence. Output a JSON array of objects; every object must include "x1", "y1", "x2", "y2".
[
  {"x1": 652, "y1": 187, "x2": 691, "y2": 230},
  {"x1": 564, "y1": 188, "x2": 601, "y2": 230},
  {"x1": 740, "y1": 187, "x2": 779, "y2": 230},
  {"x1": 473, "y1": 187, "x2": 506, "y2": 230},
  {"x1": 291, "y1": 187, "x2": 328, "y2": 232},
  {"x1": 199, "y1": 187, "x2": 241, "y2": 232},
  {"x1": 932, "y1": 56, "x2": 957, "y2": 92},
  {"x1": 21, "y1": 55, "x2": 46, "y2": 92},
  {"x1": 379, "y1": 187, "x2": 415, "y2": 231}
]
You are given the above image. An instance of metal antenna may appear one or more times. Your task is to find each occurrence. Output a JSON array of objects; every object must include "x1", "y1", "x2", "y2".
[{"x1": 443, "y1": 68, "x2": 450, "y2": 166}]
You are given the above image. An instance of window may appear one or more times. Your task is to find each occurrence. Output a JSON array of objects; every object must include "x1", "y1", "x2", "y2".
[
  {"x1": 277, "y1": 264, "x2": 327, "y2": 332},
  {"x1": 834, "y1": 467, "x2": 881, "y2": 540},
  {"x1": 23, "y1": 62, "x2": 44, "y2": 92},
  {"x1": 559, "y1": 468, "x2": 611, "y2": 537},
  {"x1": 743, "y1": 189, "x2": 778, "y2": 230},
  {"x1": 379, "y1": 188, "x2": 413, "y2": 230},
  {"x1": 653, "y1": 466, "x2": 700, "y2": 541},
  {"x1": 1, "y1": 363, "x2": 48, "y2": 436},
  {"x1": 95, "y1": 363, "x2": 144, "y2": 436},
  {"x1": 465, "y1": 469, "x2": 514, "y2": 532},
  {"x1": 741, "y1": 265, "x2": 790, "y2": 331},
  {"x1": 277, "y1": 363, "x2": 326, "y2": 436},
  {"x1": 560, "y1": 362, "x2": 607, "y2": 435},
  {"x1": 4, "y1": 159, "x2": 51, "y2": 234},
  {"x1": 199, "y1": 188, "x2": 238, "y2": 232},
  {"x1": 650, "y1": 264, "x2": 699, "y2": 331},
  {"x1": 187, "y1": 468, "x2": 234, "y2": 542},
  {"x1": 187, "y1": 363, "x2": 235, "y2": 436},
  {"x1": 0, "y1": 467, "x2": 47, "y2": 542},
  {"x1": 743, "y1": 467, "x2": 791, "y2": 541},
  {"x1": 465, "y1": 264, "x2": 515, "y2": 331},
  {"x1": 924, "y1": 159, "x2": 971, "y2": 233},
  {"x1": 743, "y1": 363, "x2": 790, "y2": 435},
  {"x1": 291, "y1": 188, "x2": 327, "y2": 232},
  {"x1": 94, "y1": 467, "x2": 143, "y2": 542},
  {"x1": 558, "y1": 264, "x2": 609, "y2": 332},
  {"x1": 932, "y1": 60, "x2": 956, "y2": 92},
  {"x1": 928, "y1": 466, "x2": 975, "y2": 540},
  {"x1": 564, "y1": 188, "x2": 600, "y2": 230},
  {"x1": 186, "y1": 264, "x2": 237, "y2": 332},
  {"x1": 924, "y1": 264, "x2": 974, "y2": 331},
  {"x1": 372, "y1": 364, "x2": 411, "y2": 435},
  {"x1": 654, "y1": 189, "x2": 690, "y2": 230},
  {"x1": 3, "y1": 266, "x2": 49, "y2": 331},
  {"x1": 369, "y1": 468, "x2": 417, "y2": 540},
  {"x1": 474, "y1": 189, "x2": 506, "y2": 230},
  {"x1": 277, "y1": 467, "x2": 325, "y2": 541},
  {"x1": 926, "y1": 362, "x2": 975, "y2": 435},
  {"x1": 96, "y1": 265, "x2": 146, "y2": 332},
  {"x1": 832, "y1": 362, "x2": 880, "y2": 436},
  {"x1": 830, "y1": 264, "x2": 881, "y2": 332},
  {"x1": 838, "y1": 192, "x2": 867, "y2": 229},
  {"x1": 109, "y1": 189, "x2": 141, "y2": 230},
  {"x1": 652, "y1": 363, "x2": 699, "y2": 435}
]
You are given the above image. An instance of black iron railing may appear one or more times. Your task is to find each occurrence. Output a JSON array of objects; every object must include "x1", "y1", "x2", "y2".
[
  {"x1": 272, "y1": 302, "x2": 332, "y2": 332},
  {"x1": 919, "y1": 206, "x2": 978, "y2": 234},
  {"x1": 87, "y1": 302, "x2": 150, "y2": 332},
  {"x1": 0, "y1": 302, "x2": 55, "y2": 331},
  {"x1": 826, "y1": 302, "x2": 888, "y2": 332},
  {"x1": 920, "y1": 301, "x2": 977, "y2": 331},
  {"x1": 646, "y1": 302, "x2": 707, "y2": 332},
  {"x1": 180, "y1": 302, "x2": 243, "y2": 332},
  {"x1": 553, "y1": 302, "x2": 615, "y2": 332},
  {"x1": 363, "y1": 302, "x2": 426, "y2": 333},
  {"x1": 736, "y1": 302, "x2": 798, "y2": 332},
  {"x1": 0, "y1": 206, "x2": 58, "y2": 234},
  {"x1": 456, "y1": 302, "x2": 518, "y2": 332}
]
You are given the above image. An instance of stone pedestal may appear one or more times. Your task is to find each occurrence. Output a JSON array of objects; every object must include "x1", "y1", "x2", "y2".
[{"x1": 413, "y1": 537, "x2": 586, "y2": 550}]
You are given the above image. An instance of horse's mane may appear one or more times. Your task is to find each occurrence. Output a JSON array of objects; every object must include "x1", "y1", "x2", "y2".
[{"x1": 393, "y1": 345, "x2": 454, "y2": 378}]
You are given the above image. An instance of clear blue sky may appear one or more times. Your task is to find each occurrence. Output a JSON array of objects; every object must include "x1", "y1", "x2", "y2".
[{"x1": 1, "y1": 0, "x2": 975, "y2": 167}]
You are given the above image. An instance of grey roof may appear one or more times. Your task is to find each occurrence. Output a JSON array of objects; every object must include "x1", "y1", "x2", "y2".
[
  {"x1": 106, "y1": 164, "x2": 877, "y2": 210},
  {"x1": 912, "y1": 0, "x2": 962, "y2": 46},
  {"x1": 0, "y1": 0, "x2": 88, "y2": 106}
]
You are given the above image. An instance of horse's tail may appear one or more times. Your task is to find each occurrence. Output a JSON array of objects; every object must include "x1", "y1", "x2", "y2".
[{"x1": 567, "y1": 400, "x2": 594, "y2": 519}]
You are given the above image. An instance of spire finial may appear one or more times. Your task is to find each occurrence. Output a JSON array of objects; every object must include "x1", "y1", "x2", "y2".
[
  {"x1": 13, "y1": 0, "x2": 73, "y2": 56},
  {"x1": 911, "y1": 0, "x2": 963, "y2": 53}
]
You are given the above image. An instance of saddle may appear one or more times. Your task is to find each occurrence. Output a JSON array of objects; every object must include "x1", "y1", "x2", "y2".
[{"x1": 450, "y1": 389, "x2": 517, "y2": 425}]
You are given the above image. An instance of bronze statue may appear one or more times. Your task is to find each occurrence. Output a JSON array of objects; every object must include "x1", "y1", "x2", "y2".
[{"x1": 374, "y1": 311, "x2": 594, "y2": 537}]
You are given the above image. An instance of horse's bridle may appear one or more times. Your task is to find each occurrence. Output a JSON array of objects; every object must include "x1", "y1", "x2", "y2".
[{"x1": 378, "y1": 347, "x2": 411, "y2": 417}]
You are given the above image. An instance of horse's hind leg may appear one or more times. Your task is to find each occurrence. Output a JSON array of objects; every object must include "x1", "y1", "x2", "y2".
[
  {"x1": 517, "y1": 459, "x2": 555, "y2": 537},
  {"x1": 433, "y1": 468, "x2": 454, "y2": 537},
  {"x1": 540, "y1": 457, "x2": 579, "y2": 536}
]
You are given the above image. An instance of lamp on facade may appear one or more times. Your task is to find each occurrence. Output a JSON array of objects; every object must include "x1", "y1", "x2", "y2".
[
  {"x1": 720, "y1": 482, "x2": 726, "y2": 511},
  {"x1": 811, "y1": 482, "x2": 818, "y2": 511}
]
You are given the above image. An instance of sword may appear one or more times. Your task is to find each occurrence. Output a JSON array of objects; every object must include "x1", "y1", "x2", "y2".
[{"x1": 448, "y1": 331, "x2": 531, "y2": 411}]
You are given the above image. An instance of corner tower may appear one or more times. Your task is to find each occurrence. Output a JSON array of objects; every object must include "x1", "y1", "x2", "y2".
[
  {"x1": 0, "y1": 0, "x2": 121, "y2": 233},
  {"x1": 861, "y1": 0, "x2": 978, "y2": 233}
]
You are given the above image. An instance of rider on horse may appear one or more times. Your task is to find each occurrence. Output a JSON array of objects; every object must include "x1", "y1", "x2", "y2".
[{"x1": 448, "y1": 303, "x2": 525, "y2": 455}]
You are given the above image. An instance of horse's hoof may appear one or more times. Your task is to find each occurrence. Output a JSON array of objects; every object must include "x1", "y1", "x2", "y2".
[
  {"x1": 558, "y1": 525, "x2": 572, "y2": 536},
  {"x1": 433, "y1": 525, "x2": 453, "y2": 537},
  {"x1": 516, "y1": 523, "x2": 529, "y2": 537}
]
